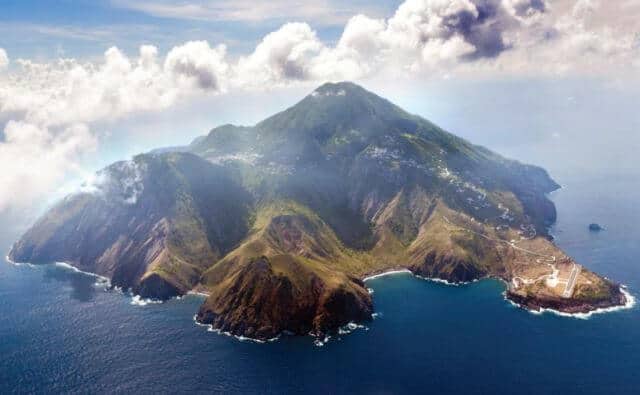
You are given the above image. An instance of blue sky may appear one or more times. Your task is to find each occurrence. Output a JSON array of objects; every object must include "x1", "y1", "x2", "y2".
[
  {"x1": 0, "y1": 0, "x2": 399, "y2": 59},
  {"x1": 0, "y1": 0, "x2": 263, "y2": 58},
  {"x1": 0, "y1": 0, "x2": 638, "y2": 223}
]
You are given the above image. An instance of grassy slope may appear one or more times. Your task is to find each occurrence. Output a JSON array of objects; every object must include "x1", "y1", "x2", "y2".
[
  {"x1": 140, "y1": 153, "x2": 253, "y2": 293},
  {"x1": 201, "y1": 196, "x2": 503, "y2": 290},
  {"x1": 11, "y1": 82, "x2": 619, "y2": 315},
  {"x1": 146, "y1": 83, "x2": 623, "y2": 310}
]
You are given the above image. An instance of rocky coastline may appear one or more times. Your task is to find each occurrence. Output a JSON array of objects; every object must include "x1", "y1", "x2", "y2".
[{"x1": 9, "y1": 82, "x2": 633, "y2": 343}]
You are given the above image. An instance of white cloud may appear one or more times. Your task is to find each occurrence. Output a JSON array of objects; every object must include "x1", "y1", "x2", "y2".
[
  {"x1": 384, "y1": 0, "x2": 478, "y2": 49},
  {"x1": 236, "y1": 23, "x2": 324, "y2": 86},
  {"x1": 338, "y1": 15, "x2": 386, "y2": 58},
  {"x1": 1, "y1": 0, "x2": 639, "y2": 213},
  {"x1": 165, "y1": 41, "x2": 229, "y2": 91},
  {"x1": 0, "y1": 121, "x2": 97, "y2": 212},
  {"x1": 421, "y1": 35, "x2": 476, "y2": 65},
  {"x1": 0, "y1": 48, "x2": 8, "y2": 70},
  {"x1": 489, "y1": 0, "x2": 639, "y2": 76},
  {"x1": 0, "y1": 42, "x2": 230, "y2": 213},
  {"x1": 0, "y1": 42, "x2": 230, "y2": 127},
  {"x1": 502, "y1": 0, "x2": 547, "y2": 21}
]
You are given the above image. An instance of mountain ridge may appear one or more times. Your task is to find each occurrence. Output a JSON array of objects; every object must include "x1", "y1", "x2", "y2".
[{"x1": 10, "y1": 81, "x2": 626, "y2": 341}]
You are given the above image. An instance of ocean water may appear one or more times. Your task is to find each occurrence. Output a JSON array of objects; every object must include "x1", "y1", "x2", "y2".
[{"x1": 1, "y1": 172, "x2": 639, "y2": 394}]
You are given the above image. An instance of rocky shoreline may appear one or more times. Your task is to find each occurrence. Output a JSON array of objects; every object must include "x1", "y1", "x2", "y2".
[
  {"x1": 7, "y1": 255, "x2": 634, "y2": 343},
  {"x1": 187, "y1": 267, "x2": 635, "y2": 342},
  {"x1": 7, "y1": 82, "x2": 633, "y2": 345},
  {"x1": 506, "y1": 285, "x2": 629, "y2": 315},
  {"x1": 193, "y1": 256, "x2": 374, "y2": 341}
]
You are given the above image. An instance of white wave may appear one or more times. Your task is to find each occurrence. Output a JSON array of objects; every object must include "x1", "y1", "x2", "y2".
[
  {"x1": 51, "y1": 262, "x2": 187, "y2": 306},
  {"x1": 313, "y1": 335, "x2": 331, "y2": 347},
  {"x1": 504, "y1": 295, "x2": 543, "y2": 315},
  {"x1": 54, "y1": 261, "x2": 104, "y2": 278},
  {"x1": 414, "y1": 274, "x2": 479, "y2": 287},
  {"x1": 111, "y1": 285, "x2": 125, "y2": 294},
  {"x1": 4, "y1": 256, "x2": 18, "y2": 266},
  {"x1": 4, "y1": 248, "x2": 39, "y2": 267},
  {"x1": 367, "y1": 288, "x2": 374, "y2": 294},
  {"x1": 363, "y1": 268, "x2": 478, "y2": 286},
  {"x1": 363, "y1": 269, "x2": 412, "y2": 282},
  {"x1": 192, "y1": 315, "x2": 278, "y2": 344},
  {"x1": 193, "y1": 314, "x2": 212, "y2": 328},
  {"x1": 234, "y1": 334, "x2": 271, "y2": 344},
  {"x1": 208, "y1": 328, "x2": 271, "y2": 344},
  {"x1": 130, "y1": 294, "x2": 163, "y2": 306},
  {"x1": 94, "y1": 277, "x2": 111, "y2": 288},
  {"x1": 337, "y1": 321, "x2": 366, "y2": 335},
  {"x1": 4, "y1": 254, "x2": 35, "y2": 267}
]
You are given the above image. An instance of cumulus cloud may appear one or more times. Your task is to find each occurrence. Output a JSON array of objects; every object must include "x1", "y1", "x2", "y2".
[
  {"x1": 165, "y1": 41, "x2": 229, "y2": 90},
  {"x1": 0, "y1": 121, "x2": 97, "y2": 212},
  {"x1": 234, "y1": 21, "x2": 377, "y2": 86},
  {"x1": 338, "y1": 14, "x2": 387, "y2": 58},
  {"x1": 0, "y1": 42, "x2": 229, "y2": 213},
  {"x1": 503, "y1": 0, "x2": 547, "y2": 20},
  {"x1": 236, "y1": 23, "x2": 324, "y2": 86},
  {"x1": 0, "y1": 0, "x2": 638, "y2": 213},
  {"x1": 385, "y1": 0, "x2": 505, "y2": 60},
  {"x1": 233, "y1": 0, "x2": 554, "y2": 86},
  {"x1": 490, "y1": 0, "x2": 639, "y2": 75}
]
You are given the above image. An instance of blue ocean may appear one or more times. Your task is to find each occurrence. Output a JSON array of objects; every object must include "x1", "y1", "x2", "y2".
[
  {"x1": 1, "y1": 170, "x2": 639, "y2": 393},
  {"x1": 0, "y1": 172, "x2": 640, "y2": 394}
]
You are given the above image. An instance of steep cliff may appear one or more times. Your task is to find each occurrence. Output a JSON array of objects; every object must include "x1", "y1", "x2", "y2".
[{"x1": 11, "y1": 82, "x2": 626, "y2": 340}]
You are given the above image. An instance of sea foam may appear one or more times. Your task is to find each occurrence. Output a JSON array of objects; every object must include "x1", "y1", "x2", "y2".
[
  {"x1": 192, "y1": 315, "x2": 279, "y2": 344},
  {"x1": 337, "y1": 321, "x2": 367, "y2": 336},
  {"x1": 414, "y1": 274, "x2": 480, "y2": 287},
  {"x1": 363, "y1": 268, "x2": 478, "y2": 287},
  {"x1": 5, "y1": 253, "x2": 36, "y2": 268},
  {"x1": 130, "y1": 294, "x2": 162, "y2": 306},
  {"x1": 363, "y1": 269, "x2": 412, "y2": 282},
  {"x1": 54, "y1": 262, "x2": 107, "y2": 279}
]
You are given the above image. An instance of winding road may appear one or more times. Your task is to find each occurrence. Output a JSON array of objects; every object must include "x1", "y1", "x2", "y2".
[{"x1": 442, "y1": 215, "x2": 579, "y2": 297}]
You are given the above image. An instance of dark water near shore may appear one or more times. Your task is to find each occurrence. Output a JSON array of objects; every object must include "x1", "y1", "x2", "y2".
[{"x1": 1, "y1": 173, "x2": 639, "y2": 394}]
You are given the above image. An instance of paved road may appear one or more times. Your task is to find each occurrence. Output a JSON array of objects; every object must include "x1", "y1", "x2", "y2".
[
  {"x1": 442, "y1": 215, "x2": 572, "y2": 292},
  {"x1": 563, "y1": 264, "x2": 581, "y2": 298},
  {"x1": 442, "y1": 215, "x2": 554, "y2": 260}
]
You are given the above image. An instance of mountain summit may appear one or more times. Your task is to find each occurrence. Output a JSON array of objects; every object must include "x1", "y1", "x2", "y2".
[{"x1": 10, "y1": 82, "x2": 627, "y2": 341}]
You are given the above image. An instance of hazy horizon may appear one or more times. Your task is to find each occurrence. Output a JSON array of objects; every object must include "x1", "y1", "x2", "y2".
[{"x1": 2, "y1": 3, "x2": 640, "y2": 394}]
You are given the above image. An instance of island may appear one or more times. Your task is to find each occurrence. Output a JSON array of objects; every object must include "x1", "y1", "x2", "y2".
[
  {"x1": 589, "y1": 223, "x2": 604, "y2": 231},
  {"x1": 9, "y1": 82, "x2": 628, "y2": 341}
]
